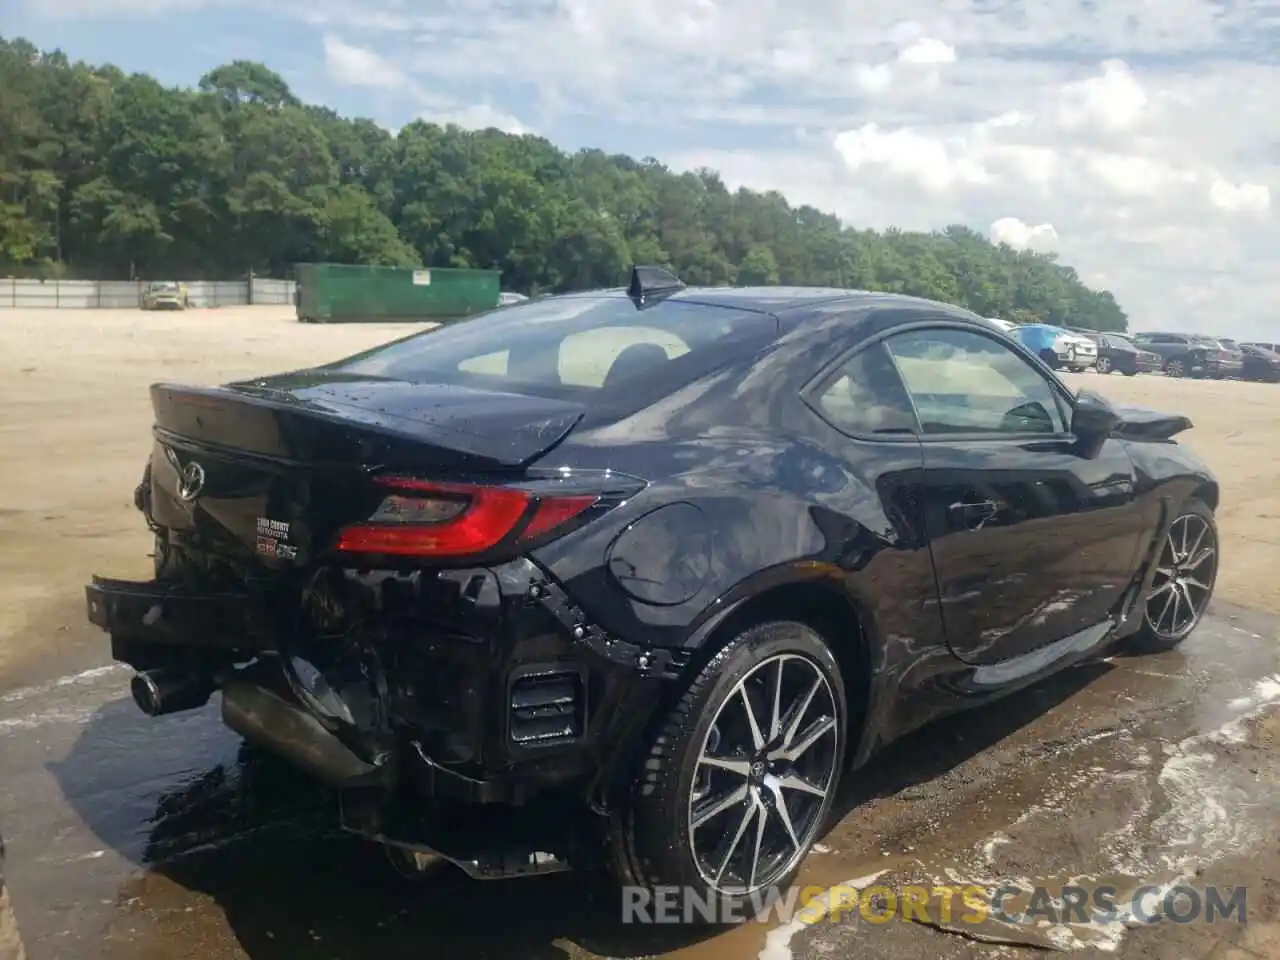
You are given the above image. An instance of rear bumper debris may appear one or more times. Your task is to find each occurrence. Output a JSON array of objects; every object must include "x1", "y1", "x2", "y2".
[{"x1": 85, "y1": 559, "x2": 685, "y2": 879}]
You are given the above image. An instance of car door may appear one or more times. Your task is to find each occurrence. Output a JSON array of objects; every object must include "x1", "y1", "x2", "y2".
[
  {"x1": 882, "y1": 322, "x2": 1148, "y2": 665},
  {"x1": 798, "y1": 339, "x2": 946, "y2": 658}
]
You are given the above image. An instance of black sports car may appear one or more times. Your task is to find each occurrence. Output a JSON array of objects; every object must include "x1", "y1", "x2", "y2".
[{"x1": 86, "y1": 267, "x2": 1220, "y2": 903}]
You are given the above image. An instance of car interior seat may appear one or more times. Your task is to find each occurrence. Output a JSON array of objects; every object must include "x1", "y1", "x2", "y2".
[{"x1": 601, "y1": 343, "x2": 671, "y2": 389}]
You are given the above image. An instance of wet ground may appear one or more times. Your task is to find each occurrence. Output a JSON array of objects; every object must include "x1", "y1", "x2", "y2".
[{"x1": 2, "y1": 602, "x2": 1278, "y2": 960}]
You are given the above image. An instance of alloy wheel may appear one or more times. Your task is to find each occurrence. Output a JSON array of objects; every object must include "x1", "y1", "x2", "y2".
[
  {"x1": 1145, "y1": 512, "x2": 1216, "y2": 641},
  {"x1": 1168, "y1": 359, "x2": 1185, "y2": 377},
  {"x1": 1097, "y1": 357, "x2": 1111, "y2": 374},
  {"x1": 687, "y1": 654, "x2": 839, "y2": 896}
]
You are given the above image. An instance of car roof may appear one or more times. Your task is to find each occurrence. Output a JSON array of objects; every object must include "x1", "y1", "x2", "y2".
[{"x1": 548, "y1": 286, "x2": 987, "y2": 335}]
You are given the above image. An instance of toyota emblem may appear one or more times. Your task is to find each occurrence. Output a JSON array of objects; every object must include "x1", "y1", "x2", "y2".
[{"x1": 177, "y1": 461, "x2": 205, "y2": 501}]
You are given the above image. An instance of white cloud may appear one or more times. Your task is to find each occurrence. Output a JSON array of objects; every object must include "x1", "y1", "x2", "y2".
[
  {"x1": 420, "y1": 104, "x2": 530, "y2": 136},
  {"x1": 31, "y1": 0, "x2": 205, "y2": 14},
  {"x1": 1058, "y1": 60, "x2": 1148, "y2": 131},
  {"x1": 854, "y1": 64, "x2": 893, "y2": 93},
  {"x1": 898, "y1": 38, "x2": 956, "y2": 65},
  {"x1": 990, "y1": 217, "x2": 1059, "y2": 251},
  {"x1": 834, "y1": 124, "x2": 991, "y2": 193},
  {"x1": 1085, "y1": 154, "x2": 1198, "y2": 198},
  {"x1": 1208, "y1": 180, "x2": 1271, "y2": 216},
  {"x1": 322, "y1": 35, "x2": 403, "y2": 89}
]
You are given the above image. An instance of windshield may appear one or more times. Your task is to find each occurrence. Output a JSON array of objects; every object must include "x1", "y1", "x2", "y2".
[{"x1": 327, "y1": 294, "x2": 776, "y2": 401}]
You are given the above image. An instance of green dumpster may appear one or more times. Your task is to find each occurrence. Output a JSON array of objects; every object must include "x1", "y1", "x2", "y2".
[{"x1": 295, "y1": 263, "x2": 502, "y2": 323}]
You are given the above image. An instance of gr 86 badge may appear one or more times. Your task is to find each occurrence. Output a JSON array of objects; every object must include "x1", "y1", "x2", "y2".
[{"x1": 255, "y1": 517, "x2": 298, "y2": 561}]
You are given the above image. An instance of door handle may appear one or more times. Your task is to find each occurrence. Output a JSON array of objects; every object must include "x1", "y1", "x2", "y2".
[{"x1": 949, "y1": 500, "x2": 999, "y2": 528}]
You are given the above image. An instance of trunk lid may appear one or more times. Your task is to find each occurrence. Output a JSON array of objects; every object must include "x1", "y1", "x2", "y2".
[{"x1": 146, "y1": 372, "x2": 585, "y2": 568}]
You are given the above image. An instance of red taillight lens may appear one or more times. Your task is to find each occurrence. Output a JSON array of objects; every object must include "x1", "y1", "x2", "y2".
[
  {"x1": 518, "y1": 495, "x2": 598, "y2": 541},
  {"x1": 334, "y1": 477, "x2": 598, "y2": 558}
]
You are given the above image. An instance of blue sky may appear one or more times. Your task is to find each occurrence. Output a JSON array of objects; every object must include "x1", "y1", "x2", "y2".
[{"x1": 5, "y1": 0, "x2": 1278, "y2": 337}]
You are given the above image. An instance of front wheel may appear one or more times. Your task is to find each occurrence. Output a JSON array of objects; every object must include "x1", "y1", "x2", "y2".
[
  {"x1": 1096, "y1": 357, "x2": 1112, "y2": 374},
  {"x1": 1166, "y1": 358, "x2": 1186, "y2": 378},
  {"x1": 610, "y1": 621, "x2": 846, "y2": 906},
  {"x1": 1129, "y1": 499, "x2": 1217, "y2": 652}
]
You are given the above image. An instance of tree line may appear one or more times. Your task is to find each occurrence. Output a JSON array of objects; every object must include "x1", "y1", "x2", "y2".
[{"x1": 0, "y1": 35, "x2": 1127, "y2": 330}]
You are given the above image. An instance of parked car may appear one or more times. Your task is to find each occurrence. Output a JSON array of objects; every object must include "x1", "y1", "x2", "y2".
[
  {"x1": 1131, "y1": 332, "x2": 1223, "y2": 378},
  {"x1": 1013, "y1": 323, "x2": 1098, "y2": 371},
  {"x1": 85, "y1": 267, "x2": 1219, "y2": 903},
  {"x1": 1239, "y1": 343, "x2": 1280, "y2": 382},
  {"x1": 1206, "y1": 338, "x2": 1245, "y2": 379},
  {"x1": 1243, "y1": 340, "x2": 1280, "y2": 354},
  {"x1": 1077, "y1": 331, "x2": 1161, "y2": 376},
  {"x1": 141, "y1": 281, "x2": 190, "y2": 310}
]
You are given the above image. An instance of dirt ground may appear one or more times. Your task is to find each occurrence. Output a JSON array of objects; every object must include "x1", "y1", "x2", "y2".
[
  {"x1": 0, "y1": 307, "x2": 1275, "y2": 679},
  {"x1": 0, "y1": 308, "x2": 405, "y2": 682}
]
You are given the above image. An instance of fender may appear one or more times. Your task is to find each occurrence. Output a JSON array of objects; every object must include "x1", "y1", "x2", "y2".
[{"x1": 680, "y1": 559, "x2": 855, "y2": 651}]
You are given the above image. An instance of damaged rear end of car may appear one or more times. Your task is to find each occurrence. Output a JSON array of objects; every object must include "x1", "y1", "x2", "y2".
[{"x1": 85, "y1": 373, "x2": 666, "y2": 879}]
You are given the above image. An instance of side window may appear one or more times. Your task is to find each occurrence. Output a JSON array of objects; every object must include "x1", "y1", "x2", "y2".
[
  {"x1": 885, "y1": 327, "x2": 1069, "y2": 436},
  {"x1": 812, "y1": 342, "x2": 919, "y2": 436}
]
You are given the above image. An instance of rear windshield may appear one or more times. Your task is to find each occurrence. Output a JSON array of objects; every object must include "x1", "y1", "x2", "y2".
[{"x1": 326, "y1": 295, "x2": 776, "y2": 401}]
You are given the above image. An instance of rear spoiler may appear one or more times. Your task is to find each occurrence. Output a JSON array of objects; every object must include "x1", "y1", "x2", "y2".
[{"x1": 1112, "y1": 404, "x2": 1193, "y2": 441}]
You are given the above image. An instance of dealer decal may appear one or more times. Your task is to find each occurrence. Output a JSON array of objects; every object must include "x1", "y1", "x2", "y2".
[{"x1": 255, "y1": 517, "x2": 298, "y2": 560}]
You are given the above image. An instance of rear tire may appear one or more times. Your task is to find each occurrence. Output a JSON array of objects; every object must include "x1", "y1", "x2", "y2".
[
  {"x1": 609, "y1": 622, "x2": 846, "y2": 912},
  {"x1": 1123, "y1": 370, "x2": 1138, "y2": 377},
  {"x1": 1128, "y1": 499, "x2": 1217, "y2": 653}
]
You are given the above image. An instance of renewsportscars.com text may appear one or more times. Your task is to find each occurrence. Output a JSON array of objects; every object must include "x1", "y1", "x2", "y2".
[{"x1": 621, "y1": 882, "x2": 1248, "y2": 927}]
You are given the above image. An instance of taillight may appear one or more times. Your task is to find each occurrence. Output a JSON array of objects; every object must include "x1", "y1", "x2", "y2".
[{"x1": 334, "y1": 477, "x2": 599, "y2": 558}]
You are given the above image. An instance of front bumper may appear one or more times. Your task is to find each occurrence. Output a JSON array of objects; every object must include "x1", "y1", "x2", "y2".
[{"x1": 1053, "y1": 344, "x2": 1097, "y2": 367}]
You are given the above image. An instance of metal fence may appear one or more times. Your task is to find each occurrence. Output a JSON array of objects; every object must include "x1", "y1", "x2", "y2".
[{"x1": 0, "y1": 278, "x2": 296, "y2": 309}]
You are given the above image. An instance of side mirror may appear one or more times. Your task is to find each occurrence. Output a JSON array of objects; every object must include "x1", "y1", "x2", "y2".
[{"x1": 1071, "y1": 388, "x2": 1121, "y2": 458}]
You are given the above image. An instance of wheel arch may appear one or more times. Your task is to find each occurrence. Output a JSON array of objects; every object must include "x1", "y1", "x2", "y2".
[
  {"x1": 683, "y1": 574, "x2": 874, "y2": 764},
  {"x1": 1190, "y1": 479, "x2": 1219, "y2": 512}
]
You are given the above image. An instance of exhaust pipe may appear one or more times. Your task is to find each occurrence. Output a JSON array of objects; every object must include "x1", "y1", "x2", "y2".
[
  {"x1": 131, "y1": 667, "x2": 214, "y2": 717},
  {"x1": 220, "y1": 680, "x2": 384, "y2": 788}
]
